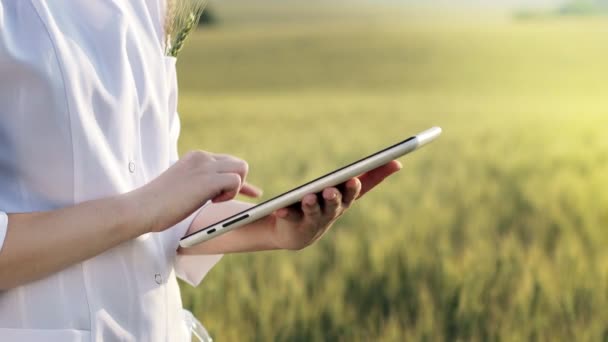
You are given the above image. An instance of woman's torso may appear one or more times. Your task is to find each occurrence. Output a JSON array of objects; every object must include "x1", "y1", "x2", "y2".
[{"x1": 0, "y1": 1, "x2": 190, "y2": 340}]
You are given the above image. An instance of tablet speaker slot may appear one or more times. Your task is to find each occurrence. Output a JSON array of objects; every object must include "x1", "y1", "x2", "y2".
[
  {"x1": 223, "y1": 214, "x2": 250, "y2": 228},
  {"x1": 207, "y1": 229, "x2": 216, "y2": 235}
]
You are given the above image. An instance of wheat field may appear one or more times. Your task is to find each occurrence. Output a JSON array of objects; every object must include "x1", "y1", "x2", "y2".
[{"x1": 175, "y1": 4, "x2": 608, "y2": 341}]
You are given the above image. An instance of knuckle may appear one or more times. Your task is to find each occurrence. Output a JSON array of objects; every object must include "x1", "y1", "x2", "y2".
[
  {"x1": 239, "y1": 160, "x2": 249, "y2": 174},
  {"x1": 181, "y1": 151, "x2": 196, "y2": 164},
  {"x1": 335, "y1": 191, "x2": 343, "y2": 201},
  {"x1": 227, "y1": 173, "x2": 242, "y2": 187},
  {"x1": 183, "y1": 150, "x2": 199, "y2": 161},
  {"x1": 183, "y1": 150, "x2": 211, "y2": 165}
]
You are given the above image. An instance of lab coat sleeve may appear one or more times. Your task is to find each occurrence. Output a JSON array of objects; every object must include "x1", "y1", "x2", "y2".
[
  {"x1": 175, "y1": 252, "x2": 223, "y2": 287},
  {"x1": 172, "y1": 203, "x2": 223, "y2": 287}
]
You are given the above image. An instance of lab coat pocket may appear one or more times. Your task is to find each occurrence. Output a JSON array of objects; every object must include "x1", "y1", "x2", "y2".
[{"x1": 0, "y1": 328, "x2": 91, "y2": 342}]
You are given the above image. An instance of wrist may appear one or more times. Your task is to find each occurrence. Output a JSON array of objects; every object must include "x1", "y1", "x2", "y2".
[
  {"x1": 266, "y1": 215, "x2": 284, "y2": 250},
  {"x1": 118, "y1": 191, "x2": 154, "y2": 236}
]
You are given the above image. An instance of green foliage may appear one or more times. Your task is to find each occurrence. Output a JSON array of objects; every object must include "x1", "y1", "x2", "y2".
[
  {"x1": 197, "y1": 6, "x2": 216, "y2": 27},
  {"x1": 558, "y1": 0, "x2": 607, "y2": 15},
  {"x1": 175, "y1": 8, "x2": 608, "y2": 341},
  {"x1": 515, "y1": 0, "x2": 608, "y2": 19},
  {"x1": 560, "y1": 1, "x2": 596, "y2": 15}
]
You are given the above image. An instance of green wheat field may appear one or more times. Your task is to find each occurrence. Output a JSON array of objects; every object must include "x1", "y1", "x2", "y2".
[{"x1": 175, "y1": 3, "x2": 608, "y2": 341}]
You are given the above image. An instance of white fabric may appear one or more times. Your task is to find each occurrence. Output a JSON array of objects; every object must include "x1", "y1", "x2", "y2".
[
  {"x1": 175, "y1": 254, "x2": 224, "y2": 288},
  {"x1": 0, "y1": 1, "x2": 221, "y2": 341},
  {"x1": 0, "y1": 212, "x2": 6, "y2": 253}
]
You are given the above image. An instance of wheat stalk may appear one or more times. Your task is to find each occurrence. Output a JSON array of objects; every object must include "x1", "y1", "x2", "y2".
[{"x1": 165, "y1": 0, "x2": 208, "y2": 57}]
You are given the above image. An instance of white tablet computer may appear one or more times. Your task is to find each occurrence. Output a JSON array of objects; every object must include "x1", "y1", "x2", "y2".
[{"x1": 180, "y1": 126, "x2": 442, "y2": 248}]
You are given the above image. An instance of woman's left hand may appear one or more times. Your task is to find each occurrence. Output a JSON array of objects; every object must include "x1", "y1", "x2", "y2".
[{"x1": 270, "y1": 160, "x2": 402, "y2": 250}]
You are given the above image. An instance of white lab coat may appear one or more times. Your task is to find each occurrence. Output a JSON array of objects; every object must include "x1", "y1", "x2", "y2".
[{"x1": 0, "y1": 1, "x2": 221, "y2": 340}]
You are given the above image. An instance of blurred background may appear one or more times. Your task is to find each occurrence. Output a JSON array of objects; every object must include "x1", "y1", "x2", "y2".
[{"x1": 176, "y1": 0, "x2": 608, "y2": 340}]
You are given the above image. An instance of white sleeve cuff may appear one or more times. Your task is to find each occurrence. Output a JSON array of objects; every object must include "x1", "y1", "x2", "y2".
[
  {"x1": 0, "y1": 212, "x2": 7, "y2": 252},
  {"x1": 173, "y1": 200, "x2": 223, "y2": 287},
  {"x1": 174, "y1": 253, "x2": 223, "y2": 287}
]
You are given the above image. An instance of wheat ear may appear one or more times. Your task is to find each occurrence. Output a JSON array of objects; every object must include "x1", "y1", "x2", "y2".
[{"x1": 168, "y1": 12, "x2": 196, "y2": 57}]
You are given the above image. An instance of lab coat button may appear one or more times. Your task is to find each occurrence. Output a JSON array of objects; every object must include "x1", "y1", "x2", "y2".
[
  {"x1": 155, "y1": 273, "x2": 162, "y2": 285},
  {"x1": 128, "y1": 162, "x2": 136, "y2": 173}
]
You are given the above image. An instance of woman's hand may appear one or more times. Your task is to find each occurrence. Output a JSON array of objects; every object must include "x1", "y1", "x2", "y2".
[
  {"x1": 180, "y1": 160, "x2": 403, "y2": 255},
  {"x1": 270, "y1": 160, "x2": 402, "y2": 250},
  {"x1": 130, "y1": 151, "x2": 259, "y2": 234}
]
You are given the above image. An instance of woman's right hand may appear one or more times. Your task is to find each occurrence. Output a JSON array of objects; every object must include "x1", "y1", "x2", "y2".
[
  {"x1": 0, "y1": 150, "x2": 259, "y2": 289},
  {"x1": 129, "y1": 151, "x2": 258, "y2": 234}
]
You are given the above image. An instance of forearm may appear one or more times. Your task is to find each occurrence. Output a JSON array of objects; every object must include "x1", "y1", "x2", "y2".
[
  {"x1": 0, "y1": 193, "x2": 144, "y2": 290},
  {"x1": 179, "y1": 200, "x2": 278, "y2": 255},
  {"x1": 0, "y1": 150, "x2": 254, "y2": 289}
]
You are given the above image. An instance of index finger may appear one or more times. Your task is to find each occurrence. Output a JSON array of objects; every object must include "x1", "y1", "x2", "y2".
[
  {"x1": 239, "y1": 182, "x2": 263, "y2": 198},
  {"x1": 356, "y1": 160, "x2": 402, "y2": 198}
]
